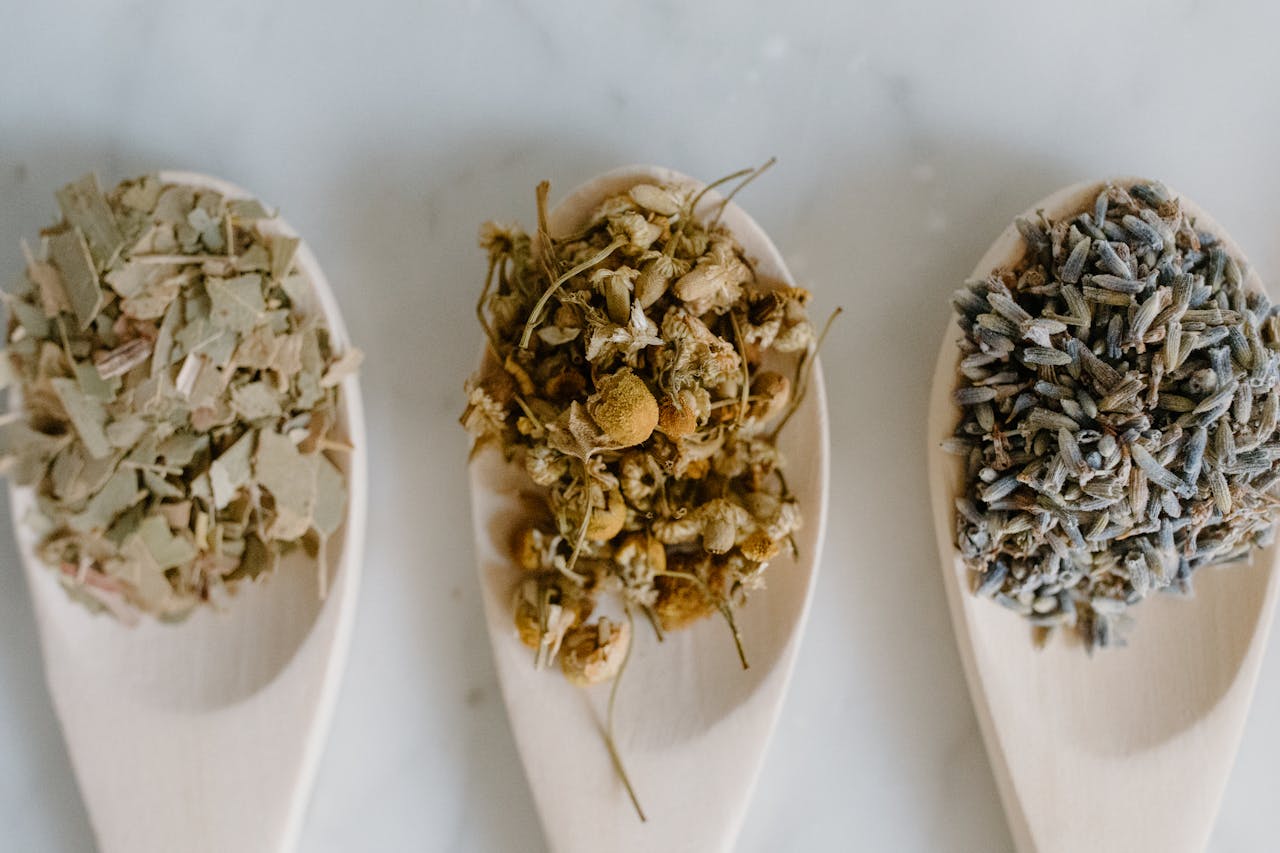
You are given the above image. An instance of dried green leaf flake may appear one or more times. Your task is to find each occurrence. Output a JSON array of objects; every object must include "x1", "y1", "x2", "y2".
[
  {"x1": 56, "y1": 174, "x2": 125, "y2": 269},
  {"x1": 68, "y1": 469, "x2": 142, "y2": 533},
  {"x1": 210, "y1": 430, "x2": 254, "y2": 509},
  {"x1": 51, "y1": 377, "x2": 111, "y2": 459},
  {"x1": 207, "y1": 274, "x2": 266, "y2": 332},
  {"x1": 47, "y1": 227, "x2": 102, "y2": 328},
  {"x1": 1, "y1": 175, "x2": 360, "y2": 622}
]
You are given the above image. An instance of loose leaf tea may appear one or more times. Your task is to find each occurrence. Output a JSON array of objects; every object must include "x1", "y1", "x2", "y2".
[
  {"x1": 947, "y1": 180, "x2": 1280, "y2": 650},
  {"x1": 2, "y1": 174, "x2": 361, "y2": 622},
  {"x1": 462, "y1": 166, "x2": 823, "y2": 814}
]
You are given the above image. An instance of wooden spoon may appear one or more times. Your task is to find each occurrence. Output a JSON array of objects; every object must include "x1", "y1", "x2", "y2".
[
  {"x1": 928, "y1": 178, "x2": 1280, "y2": 853},
  {"x1": 469, "y1": 165, "x2": 829, "y2": 853},
  {"x1": 11, "y1": 171, "x2": 368, "y2": 853}
]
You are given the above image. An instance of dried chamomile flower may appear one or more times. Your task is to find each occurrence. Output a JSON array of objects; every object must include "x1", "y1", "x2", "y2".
[
  {"x1": 514, "y1": 575, "x2": 593, "y2": 667},
  {"x1": 3, "y1": 174, "x2": 360, "y2": 621},
  {"x1": 588, "y1": 368, "x2": 659, "y2": 448},
  {"x1": 652, "y1": 554, "x2": 719, "y2": 631},
  {"x1": 560, "y1": 617, "x2": 631, "y2": 686},
  {"x1": 462, "y1": 164, "x2": 822, "y2": 724},
  {"x1": 948, "y1": 179, "x2": 1280, "y2": 650}
]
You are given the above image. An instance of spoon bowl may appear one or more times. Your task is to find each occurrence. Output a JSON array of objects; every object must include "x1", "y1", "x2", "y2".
[
  {"x1": 469, "y1": 165, "x2": 829, "y2": 853},
  {"x1": 928, "y1": 178, "x2": 1280, "y2": 852},
  {"x1": 13, "y1": 171, "x2": 368, "y2": 853}
]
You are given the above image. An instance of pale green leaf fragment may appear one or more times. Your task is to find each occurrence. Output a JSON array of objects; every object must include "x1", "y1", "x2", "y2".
[
  {"x1": 280, "y1": 273, "x2": 315, "y2": 313},
  {"x1": 104, "y1": 261, "x2": 156, "y2": 299},
  {"x1": 0, "y1": 420, "x2": 64, "y2": 485},
  {"x1": 254, "y1": 429, "x2": 317, "y2": 540},
  {"x1": 48, "y1": 445, "x2": 85, "y2": 503},
  {"x1": 186, "y1": 359, "x2": 224, "y2": 411},
  {"x1": 187, "y1": 207, "x2": 226, "y2": 252},
  {"x1": 231, "y1": 381, "x2": 281, "y2": 420},
  {"x1": 0, "y1": 351, "x2": 13, "y2": 389},
  {"x1": 119, "y1": 275, "x2": 180, "y2": 320},
  {"x1": 237, "y1": 243, "x2": 270, "y2": 273},
  {"x1": 210, "y1": 431, "x2": 254, "y2": 510},
  {"x1": 106, "y1": 415, "x2": 148, "y2": 449},
  {"x1": 143, "y1": 469, "x2": 184, "y2": 500},
  {"x1": 174, "y1": 317, "x2": 226, "y2": 361},
  {"x1": 237, "y1": 534, "x2": 276, "y2": 580},
  {"x1": 106, "y1": 503, "x2": 146, "y2": 547},
  {"x1": 312, "y1": 455, "x2": 346, "y2": 537},
  {"x1": 47, "y1": 228, "x2": 102, "y2": 329},
  {"x1": 299, "y1": 327, "x2": 324, "y2": 374},
  {"x1": 119, "y1": 176, "x2": 163, "y2": 213},
  {"x1": 207, "y1": 274, "x2": 265, "y2": 332},
  {"x1": 23, "y1": 241, "x2": 69, "y2": 317},
  {"x1": 296, "y1": 372, "x2": 323, "y2": 410},
  {"x1": 8, "y1": 298, "x2": 50, "y2": 339},
  {"x1": 118, "y1": 534, "x2": 176, "y2": 612},
  {"x1": 53, "y1": 445, "x2": 119, "y2": 507},
  {"x1": 189, "y1": 471, "x2": 213, "y2": 503},
  {"x1": 269, "y1": 235, "x2": 300, "y2": 283},
  {"x1": 158, "y1": 431, "x2": 207, "y2": 467},
  {"x1": 151, "y1": 296, "x2": 182, "y2": 375},
  {"x1": 75, "y1": 361, "x2": 116, "y2": 401},
  {"x1": 69, "y1": 469, "x2": 142, "y2": 533},
  {"x1": 234, "y1": 326, "x2": 278, "y2": 370},
  {"x1": 136, "y1": 514, "x2": 197, "y2": 569},
  {"x1": 51, "y1": 377, "x2": 111, "y2": 459},
  {"x1": 56, "y1": 174, "x2": 124, "y2": 269},
  {"x1": 228, "y1": 199, "x2": 271, "y2": 221},
  {"x1": 265, "y1": 308, "x2": 291, "y2": 334},
  {"x1": 153, "y1": 185, "x2": 196, "y2": 225}
]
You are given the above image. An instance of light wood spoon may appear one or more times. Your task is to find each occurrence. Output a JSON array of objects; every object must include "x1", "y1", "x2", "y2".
[
  {"x1": 11, "y1": 171, "x2": 368, "y2": 853},
  {"x1": 469, "y1": 165, "x2": 829, "y2": 853},
  {"x1": 928, "y1": 178, "x2": 1280, "y2": 853}
]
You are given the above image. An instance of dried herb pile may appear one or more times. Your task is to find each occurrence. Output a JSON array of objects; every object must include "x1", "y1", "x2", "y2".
[
  {"x1": 947, "y1": 180, "x2": 1280, "y2": 649},
  {"x1": 1, "y1": 175, "x2": 361, "y2": 622},
  {"x1": 462, "y1": 168, "x2": 818, "y2": 686}
]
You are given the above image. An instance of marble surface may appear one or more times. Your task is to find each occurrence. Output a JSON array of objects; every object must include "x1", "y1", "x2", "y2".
[{"x1": 3, "y1": 1, "x2": 1280, "y2": 850}]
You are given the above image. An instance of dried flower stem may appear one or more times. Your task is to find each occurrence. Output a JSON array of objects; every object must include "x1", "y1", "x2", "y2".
[
  {"x1": 601, "y1": 608, "x2": 647, "y2": 822},
  {"x1": 519, "y1": 238, "x2": 626, "y2": 349},
  {"x1": 655, "y1": 569, "x2": 749, "y2": 669},
  {"x1": 729, "y1": 309, "x2": 751, "y2": 430},
  {"x1": 770, "y1": 306, "x2": 842, "y2": 442},
  {"x1": 710, "y1": 157, "x2": 777, "y2": 230}
]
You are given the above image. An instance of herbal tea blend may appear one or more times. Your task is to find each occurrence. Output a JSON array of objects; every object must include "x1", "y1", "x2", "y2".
[
  {"x1": 462, "y1": 167, "x2": 821, "y2": 689},
  {"x1": 947, "y1": 180, "x2": 1280, "y2": 650},
  {"x1": 1, "y1": 174, "x2": 360, "y2": 623}
]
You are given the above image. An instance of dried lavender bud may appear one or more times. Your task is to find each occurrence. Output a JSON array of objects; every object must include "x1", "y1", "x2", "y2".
[{"x1": 950, "y1": 180, "x2": 1280, "y2": 650}]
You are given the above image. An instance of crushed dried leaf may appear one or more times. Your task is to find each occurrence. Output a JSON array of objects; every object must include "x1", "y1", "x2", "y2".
[{"x1": 3, "y1": 174, "x2": 361, "y2": 621}]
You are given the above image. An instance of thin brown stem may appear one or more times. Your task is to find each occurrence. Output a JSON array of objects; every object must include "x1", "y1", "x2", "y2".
[
  {"x1": 710, "y1": 157, "x2": 777, "y2": 230},
  {"x1": 770, "y1": 306, "x2": 843, "y2": 442},
  {"x1": 654, "y1": 569, "x2": 749, "y2": 669},
  {"x1": 602, "y1": 608, "x2": 646, "y2": 822},
  {"x1": 520, "y1": 238, "x2": 625, "y2": 349}
]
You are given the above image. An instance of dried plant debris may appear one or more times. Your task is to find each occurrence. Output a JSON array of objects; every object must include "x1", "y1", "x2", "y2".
[
  {"x1": 1, "y1": 174, "x2": 361, "y2": 623},
  {"x1": 463, "y1": 166, "x2": 822, "y2": 686},
  {"x1": 947, "y1": 179, "x2": 1280, "y2": 650}
]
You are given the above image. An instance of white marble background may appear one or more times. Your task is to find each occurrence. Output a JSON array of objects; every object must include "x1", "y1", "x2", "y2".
[{"x1": 3, "y1": 0, "x2": 1280, "y2": 850}]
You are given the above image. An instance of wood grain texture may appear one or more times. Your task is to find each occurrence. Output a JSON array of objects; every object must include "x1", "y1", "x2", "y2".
[
  {"x1": 928, "y1": 178, "x2": 1280, "y2": 853},
  {"x1": 12, "y1": 171, "x2": 368, "y2": 853},
  {"x1": 469, "y1": 165, "x2": 829, "y2": 853}
]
